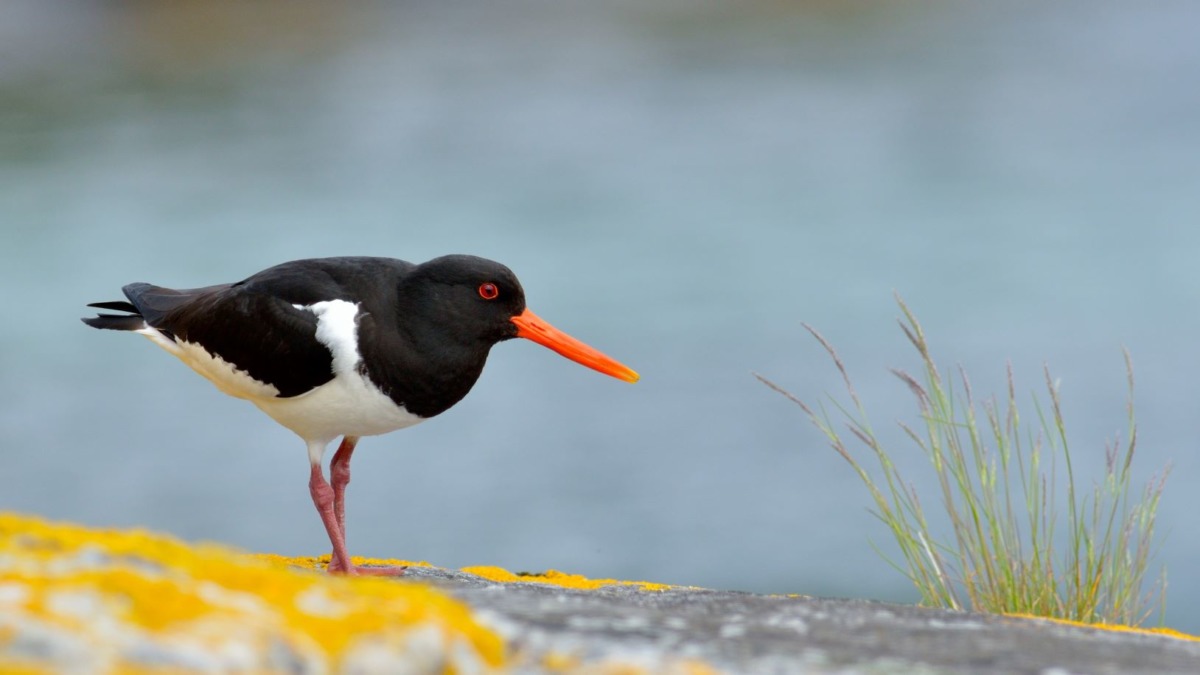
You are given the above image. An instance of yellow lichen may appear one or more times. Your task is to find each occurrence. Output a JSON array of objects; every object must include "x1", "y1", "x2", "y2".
[
  {"x1": 460, "y1": 566, "x2": 674, "y2": 592},
  {"x1": 0, "y1": 665, "x2": 51, "y2": 675},
  {"x1": 1004, "y1": 613, "x2": 1200, "y2": 643},
  {"x1": 0, "y1": 513, "x2": 505, "y2": 671},
  {"x1": 253, "y1": 552, "x2": 435, "y2": 572},
  {"x1": 542, "y1": 650, "x2": 585, "y2": 672}
]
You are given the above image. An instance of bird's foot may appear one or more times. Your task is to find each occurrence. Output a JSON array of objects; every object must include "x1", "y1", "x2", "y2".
[
  {"x1": 347, "y1": 564, "x2": 407, "y2": 576},
  {"x1": 325, "y1": 557, "x2": 407, "y2": 576}
]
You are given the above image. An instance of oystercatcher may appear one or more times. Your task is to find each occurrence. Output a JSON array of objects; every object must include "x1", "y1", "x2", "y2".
[{"x1": 83, "y1": 255, "x2": 638, "y2": 575}]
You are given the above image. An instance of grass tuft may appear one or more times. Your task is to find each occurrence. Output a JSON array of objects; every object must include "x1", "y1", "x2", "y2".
[{"x1": 756, "y1": 294, "x2": 1169, "y2": 626}]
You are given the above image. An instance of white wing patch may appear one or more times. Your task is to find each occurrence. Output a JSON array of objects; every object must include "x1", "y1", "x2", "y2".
[
  {"x1": 270, "y1": 299, "x2": 424, "y2": 446},
  {"x1": 293, "y1": 300, "x2": 363, "y2": 375}
]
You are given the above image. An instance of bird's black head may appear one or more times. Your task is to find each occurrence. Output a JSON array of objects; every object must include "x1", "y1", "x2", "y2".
[
  {"x1": 400, "y1": 254, "x2": 527, "y2": 346},
  {"x1": 401, "y1": 253, "x2": 639, "y2": 384}
]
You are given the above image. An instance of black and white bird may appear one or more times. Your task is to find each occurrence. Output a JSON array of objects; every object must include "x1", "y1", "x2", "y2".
[{"x1": 83, "y1": 255, "x2": 638, "y2": 574}]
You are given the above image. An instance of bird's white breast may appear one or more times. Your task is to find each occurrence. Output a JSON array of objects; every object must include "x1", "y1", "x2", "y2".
[{"x1": 252, "y1": 371, "x2": 424, "y2": 446}]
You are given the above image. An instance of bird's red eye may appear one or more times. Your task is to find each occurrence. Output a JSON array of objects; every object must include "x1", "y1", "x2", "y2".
[{"x1": 478, "y1": 283, "x2": 499, "y2": 300}]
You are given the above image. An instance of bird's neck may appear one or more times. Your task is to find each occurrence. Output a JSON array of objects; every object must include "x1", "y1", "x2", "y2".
[{"x1": 357, "y1": 305, "x2": 493, "y2": 419}]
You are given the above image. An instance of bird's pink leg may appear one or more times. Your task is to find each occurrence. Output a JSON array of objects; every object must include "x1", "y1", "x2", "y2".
[
  {"x1": 330, "y1": 435, "x2": 359, "y2": 537},
  {"x1": 310, "y1": 438, "x2": 404, "y2": 577},
  {"x1": 308, "y1": 461, "x2": 355, "y2": 573}
]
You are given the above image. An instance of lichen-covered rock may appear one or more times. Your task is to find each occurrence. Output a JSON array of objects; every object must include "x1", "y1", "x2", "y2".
[
  {"x1": 6, "y1": 513, "x2": 1198, "y2": 674},
  {"x1": 0, "y1": 514, "x2": 503, "y2": 673}
]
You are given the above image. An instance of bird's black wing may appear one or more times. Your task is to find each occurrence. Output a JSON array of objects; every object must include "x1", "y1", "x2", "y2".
[
  {"x1": 85, "y1": 257, "x2": 414, "y2": 398},
  {"x1": 126, "y1": 281, "x2": 336, "y2": 398}
]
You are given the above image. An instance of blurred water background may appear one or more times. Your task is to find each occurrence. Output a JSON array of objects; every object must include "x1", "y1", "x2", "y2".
[{"x1": 3, "y1": 0, "x2": 1199, "y2": 631}]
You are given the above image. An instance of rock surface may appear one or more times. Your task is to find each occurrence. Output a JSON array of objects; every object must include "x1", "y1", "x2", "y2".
[
  {"x1": 2, "y1": 514, "x2": 1198, "y2": 674},
  {"x1": 407, "y1": 565, "x2": 1200, "y2": 674}
]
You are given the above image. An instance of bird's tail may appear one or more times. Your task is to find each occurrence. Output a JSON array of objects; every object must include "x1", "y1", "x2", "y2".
[{"x1": 82, "y1": 300, "x2": 146, "y2": 331}]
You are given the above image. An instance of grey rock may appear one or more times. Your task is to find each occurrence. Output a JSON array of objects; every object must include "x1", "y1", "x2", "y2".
[{"x1": 402, "y1": 566, "x2": 1200, "y2": 674}]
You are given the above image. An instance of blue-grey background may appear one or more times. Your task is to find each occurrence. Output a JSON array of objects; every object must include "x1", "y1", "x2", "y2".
[{"x1": 3, "y1": 0, "x2": 1198, "y2": 631}]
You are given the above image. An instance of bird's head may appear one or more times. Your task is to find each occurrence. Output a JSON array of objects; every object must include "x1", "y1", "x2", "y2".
[{"x1": 404, "y1": 255, "x2": 639, "y2": 383}]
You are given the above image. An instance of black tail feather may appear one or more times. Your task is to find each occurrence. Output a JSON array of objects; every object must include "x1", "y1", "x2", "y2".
[
  {"x1": 87, "y1": 300, "x2": 139, "y2": 313},
  {"x1": 83, "y1": 298, "x2": 144, "y2": 331},
  {"x1": 81, "y1": 314, "x2": 146, "y2": 331},
  {"x1": 84, "y1": 282, "x2": 227, "y2": 334}
]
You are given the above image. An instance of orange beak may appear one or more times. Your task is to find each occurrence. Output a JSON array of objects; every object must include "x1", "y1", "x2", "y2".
[{"x1": 511, "y1": 308, "x2": 639, "y2": 383}]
